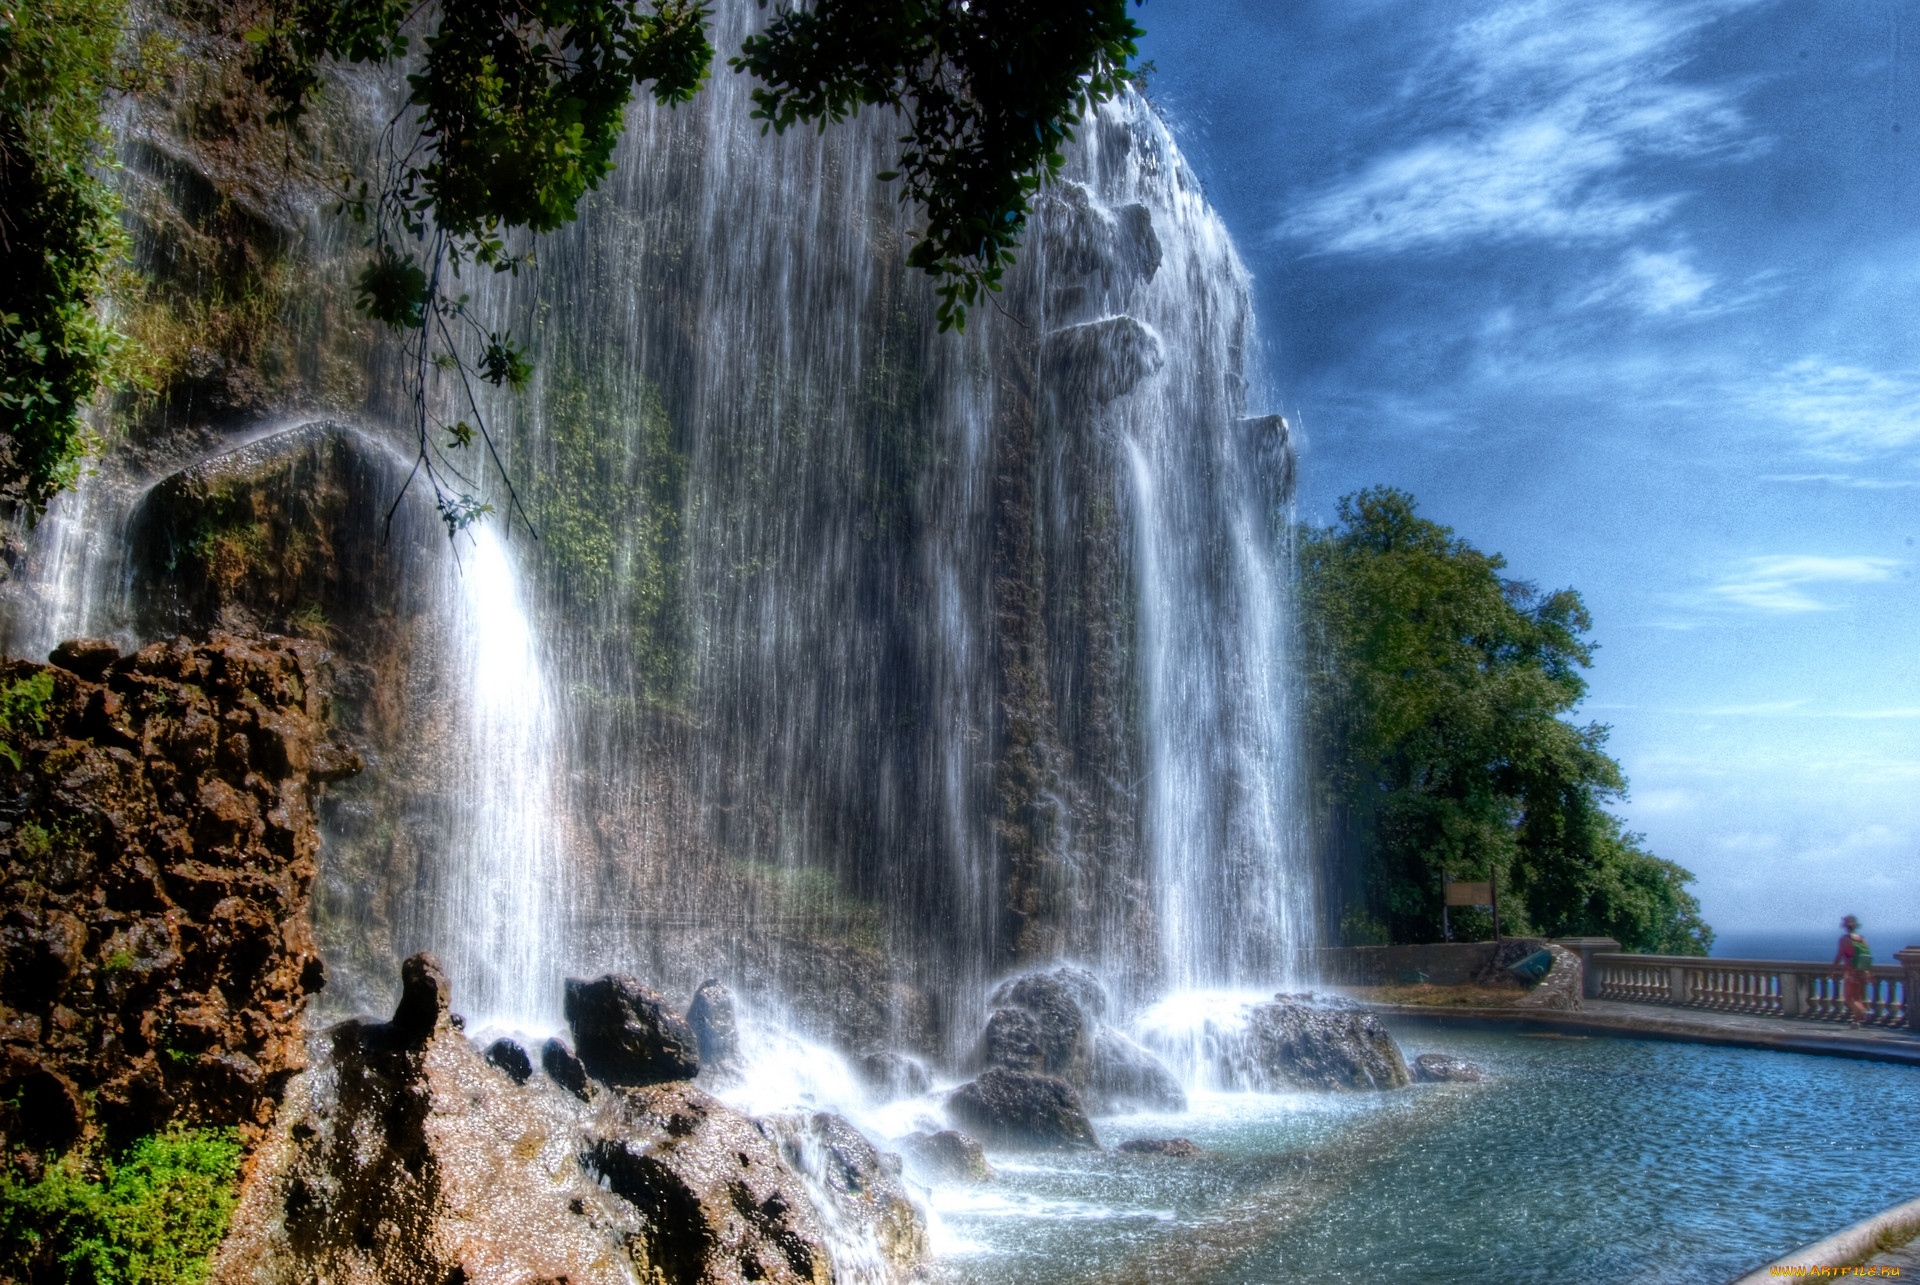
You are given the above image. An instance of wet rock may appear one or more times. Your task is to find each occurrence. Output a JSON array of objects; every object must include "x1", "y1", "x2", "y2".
[
  {"x1": 1238, "y1": 999, "x2": 1410, "y2": 1092},
  {"x1": 1088, "y1": 1027, "x2": 1187, "y2": 1113},
  {"x1": 47, "y1": 637, "x2": 119, "y2": 680},
  {"x1": 1411, "y1": 1053, "x2": 1485, "y2": 1083},
  {"x1": 1117, "y1": 1137, "x2": 1201, "y2": 1158},
  {"x1": 896, "y1": 1129, "x2": 993, "y2": 1183},
  {"x1": 766, "y1": 1111, "x2": 929, "y2": 1275},
  {"x1": 686, "y1": 977, "x2": 742, "y2": 1077},
  {"x1": 984, "y1": 966, "x2": 1102, "y2": 1084},
  {"x1": 541, "y1": 1037, "x2": 593, "y2": 1102},
  {"x1": 486, "y1": 1038, "x2": 533, "y2": 1085},
  {"x1": 588, "y1": 1086, "x2": 836, "y2": 1285},
  {"x1": 216, "y1": 965, "x2": 926, "y2": 1285},
  {"x1": 947, "y1": 1067, "x2": 1100, "y2": 1152},
  {"x1": 563, "y1": 973, "x2": 700, "y2": 1087},
  {"x1": 982, "y1": 1006, "x2": 1046, "y2": 1073},
  {"x1": 859, "y1": 1050, "x2": 932, "y2": 1100},
  {"x1": 390, "y1": 952, "x2": 449, "y2": 1043}
]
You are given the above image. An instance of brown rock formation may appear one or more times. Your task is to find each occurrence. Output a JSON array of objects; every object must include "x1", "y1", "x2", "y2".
[
  {"x1": 0, "y1": 632, "x2": 356, "y2": 1160},
  {"x1": 216, "y1": 955, "x2": 928, "y2": 1285}
]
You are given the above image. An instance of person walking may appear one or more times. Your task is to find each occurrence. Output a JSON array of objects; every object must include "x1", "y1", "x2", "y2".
[{"x1": 1834, "y1": 915, "x2": 1873, "y2": 1026}]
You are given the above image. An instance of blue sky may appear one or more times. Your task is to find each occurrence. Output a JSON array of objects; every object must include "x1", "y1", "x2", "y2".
[{"x1": 1138, "y1": 0, "x2": 1919, "y2": 945}]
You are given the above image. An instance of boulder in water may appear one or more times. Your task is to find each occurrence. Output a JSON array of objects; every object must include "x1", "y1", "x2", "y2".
[
  {"x1": 1088, "y1": 1027, "x2": 1187, "y2": 1113},
  {"x1": 390, "y1": 952, "x2": 451, "y2": 1043},
  {"x1": 1411, "y1": 1053, "x2": 1485, "y2": 1083},
  {"x1": 859, "y1": 1050, "x2": 932, "y2": 1099},
  {"x1": 685, "y1": 978, "x2": 742, "y2": 1078},
  {"x1": 983, "y1": 966, "x2": 1102, "y2": 1083},
  {"x1": 897, "y1": 1129, "x2": 994, "y2": 1182},
  {"x1": 1239, "y1": 998, "x2": 1410, "y2": 1092},
  {"x1": 541, "y1": 1036, "x2": 593, "y2": 1102},
  {"x1": 486, "y1": 1037, "x2": 533, "y2": 1085},
  {"x1": 563, "y1": 973, "x2": 700, "y2": 1087},
  {"x1": 1117, "y1": 1137, "x2": 1201, "y2": 1158},
  {"x1": 946, "y1": 1067, "x2": 1100, "y2": 1151}
]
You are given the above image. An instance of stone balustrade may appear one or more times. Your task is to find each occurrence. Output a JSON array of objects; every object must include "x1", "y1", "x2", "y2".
[{"x1": 1585, "y1": 946, "x2": 1920, "y2": 1030}]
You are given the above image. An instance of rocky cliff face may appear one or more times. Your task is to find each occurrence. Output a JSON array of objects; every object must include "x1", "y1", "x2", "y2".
[{"x1": 0, "y1": 632, "x2": 356, "y2": 1163}]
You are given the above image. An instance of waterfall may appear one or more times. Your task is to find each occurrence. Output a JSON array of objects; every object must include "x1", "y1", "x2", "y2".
[
  {"x1": 436, "y1": 525, "x2": 564, "y2": 1032},
  {"x1": 0, "y1": 0, "x2": 1311, "y2": 1060}
]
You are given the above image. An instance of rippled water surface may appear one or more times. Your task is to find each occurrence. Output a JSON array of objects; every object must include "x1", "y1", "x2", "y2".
[{"x1": 924, "y1": 1029, "x2": 1920, "y2": 1285}]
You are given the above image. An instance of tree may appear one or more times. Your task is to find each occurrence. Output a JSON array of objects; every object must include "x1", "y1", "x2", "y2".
[{"x1": 1299, "y1": 487, "x2": 1712, "y2": 955}]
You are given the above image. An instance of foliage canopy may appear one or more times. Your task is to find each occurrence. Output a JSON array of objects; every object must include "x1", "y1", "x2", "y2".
[{"x1": 1299, "y1": 488, "x2": 1712, "y2": 955}]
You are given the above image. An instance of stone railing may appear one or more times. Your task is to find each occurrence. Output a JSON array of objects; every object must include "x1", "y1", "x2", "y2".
[{"x1": 1571, "y1": 942, "x2": 1920, "y2": 1030}]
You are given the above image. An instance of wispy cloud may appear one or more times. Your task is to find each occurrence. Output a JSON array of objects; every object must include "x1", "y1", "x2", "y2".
[
  {"x1": 1278, "y1": 0, "x2": 1760, "y2": 255},
  {"x1": 1762, "y1": 472, "x2": 1920, "y2": 489},
  {"x1": 1583, "y1": 247, "x2": 1715, "y2": 314},
  {"x1": 1758, "y1": 360, "x2": 1920, "y2": 459},
  {"x1": 1706, "y1": 554, "x2": 1902, "y2": 613}
]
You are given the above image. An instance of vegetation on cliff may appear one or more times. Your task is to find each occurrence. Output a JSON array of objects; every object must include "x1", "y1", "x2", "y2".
[
  {"x1": 1300, "y1": 488, "x2": 1712, "y2": 955},
  {"x1": 0, "y1": 0, "x2": 149, "y2": 512},
  {"x1": 1, "y1": 1126, "x2": 240, "y2": 1285}
]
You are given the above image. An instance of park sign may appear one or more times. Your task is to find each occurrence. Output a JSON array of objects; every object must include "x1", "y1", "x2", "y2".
[{"x1": 1445, "y1": 881, "x2": 1493, "y2": 907}]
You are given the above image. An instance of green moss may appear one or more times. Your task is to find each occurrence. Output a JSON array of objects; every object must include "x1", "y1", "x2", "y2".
[
  {"x1": 533, "y1": 359, "x2": 690, "y2": 710},
  {"x1": 736, "y1": 861, "x2": 888, "y2": 952},
  {"x1": 102, "y1": 950, "x2": 135, "y2": 973},
  {"x1": 0, "y1": 671, "x2": 55, "y2": 768},
  {"x1": 0, "y1": 1126, "x2": 241, "y2": 1285}
]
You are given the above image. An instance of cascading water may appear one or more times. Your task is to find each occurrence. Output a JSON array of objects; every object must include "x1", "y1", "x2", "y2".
[
  {"x1": 435, "y1": 525, "x2": 564, "y2": 1032},
  {"x1": 0, "y1": 0, "x2": 1308, "y2": 1102}
]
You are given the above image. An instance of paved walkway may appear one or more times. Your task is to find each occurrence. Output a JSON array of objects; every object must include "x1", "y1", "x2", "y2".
[{"x1": 1361, "y1": 997, "x2": 1920, "y2": 1067}]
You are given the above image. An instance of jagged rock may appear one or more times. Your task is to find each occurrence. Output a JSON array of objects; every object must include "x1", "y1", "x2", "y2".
[
  {"x1": 1042, "y1": 315, "x2": 1166, "y2": 405},
  {"x1": 1237, "y1": 999, "x2": 1410, "y2": 1092},
  {"x1": 766, "y1": 1112, "x2": 929, "y2": 1275},
  {"x1": 1411, "y1": 1053, "x2": 1485, "y2": 1083},
  {"x1": 859, "y1": 1051, "x2": 932, "y2": 1100},
  {"x1": 564, "y1": 973, "x2": 700, "y2": 1087},
  {"x1": 686, "y1": 978, "x2": 742, "y2": 1077},
  {"x1": 391, "y1": 953, "x2": 450, "y2": 1042},
  {"x1": 541, "y1": 1037, "x2": 593, "y2": 1102},
  {"x1": 215, "y1": 965, "x2": 926, "y2": 1285},
  {"x1": 897, "y1": 1129, "x2": 993, "y2": 1183},
  {"x1": 1117, "y1": 1137, "x2": 1201, "y2": 1158},
  {"x1": 485, "y1": 1038, "x2": 533, "y2": 1085},
  {"x1": 0, "y1": 634, "x2": 341, "y2": 1157},
  {"x1": 947, "y1": 1067, "x2": 1100, "y2": 1152},
  {"x1": 1088, "y1": 1027, "x2": 1187, "y2": 1113}
]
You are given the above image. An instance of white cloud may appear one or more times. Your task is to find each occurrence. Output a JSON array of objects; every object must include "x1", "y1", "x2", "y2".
[
  {"x1": 1758, "y1": 360, "x2": 1920, "y2": 459},
  {"x1": 1583, "y1": 247, "x2": 1715, "y2": 314},
  {"x1": 1279, "y1": 0, "x2": 1760, "y2": 255},
  {"x1": 1705, "y1": 554, "x2": 1901, "y2": 613}
]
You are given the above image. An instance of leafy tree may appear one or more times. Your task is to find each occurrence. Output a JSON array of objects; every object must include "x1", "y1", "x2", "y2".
[{"x1": 1299, "y1": 488, "x2": 1711, "y2": 955}]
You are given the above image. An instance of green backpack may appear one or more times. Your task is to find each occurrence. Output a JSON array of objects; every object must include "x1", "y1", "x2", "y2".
[{"x1": 1850, "y1": 935, "x2": 1873, "y2": 971}]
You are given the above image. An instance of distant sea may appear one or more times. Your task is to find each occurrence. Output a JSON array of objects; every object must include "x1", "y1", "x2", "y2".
[{"x1": 1710, "y1": 927, "x2": 1920, "y2": 962}]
